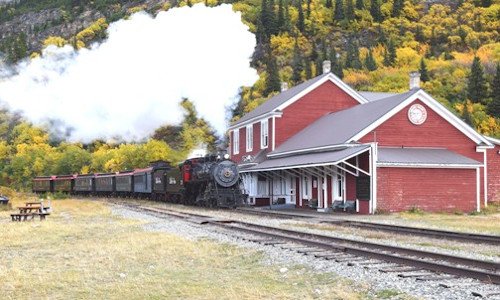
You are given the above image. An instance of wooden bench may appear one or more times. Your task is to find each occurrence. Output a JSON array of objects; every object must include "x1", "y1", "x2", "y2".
[
  {"x1": 306, "y1": 199, "x2": 319, "y2": 209},
  {"x1": 332, "y1": 200, "x2": 356, "y2": 212},
  {"x1": 11, "y1": 213, "x2": 35, "y2": 221},
  {"x1": 10, "y1": 212, "x2": 50, "y2": 222}
]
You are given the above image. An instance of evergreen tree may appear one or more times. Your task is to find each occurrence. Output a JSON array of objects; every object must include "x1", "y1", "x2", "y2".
[
  {"x1": 487, "y1": 64, "x2": 500, "y2": 117},
  {"x1": 268, "y1": 0, "x2": 278, "y2": 36},
  {"x1": 255, "y1": 19, "x2": 268, "y2": 44},
  {"x1": 351, "y1": 41, "x2": 362, "y2": 69},
  {"x1": 329, "y1": 46, "x2": 343, "y2": 78},
  {"x1": 310, "y1": 41, "x2": 319, "y2": 75},
  {"x1": 334, "y1": 0, "x2": 344, "y2": 22},
  {"x1": 346, "y1": 0, "x2": 355, "y2": 22},
  {"x1": 467, "y1": 56, "x2": 488, "y2": 104},
  {"x1": 305, "y1": 60, "x2": 312, "y2": 79},
  {"x1": 277, "y1": 0, "x2": 284, "y2": 33},
  {"x1": 356, "y1": 0, "x2": 364, "y2": 10},
  {"x1": 364, "y1": 48, "x2": 377, "y2": 71},
  {"x1": 415, "y1": 25, "x2": 424, "y2": 43},
  {"x1": 376, "y1": 24, "x2": 386, "y2": 44},
  {"x1": 326, "y1": 0, "x2": 333, "y2": 8},
  {"x1": 481, "y1": 0, "x2": 491, "y2": 7},
  {"x1": 317, "y1": 40, "x2": 328, "y2": 73},
  {"x1": 283, "y1": 0, "x2": 292, "y2": 32},
  {"x1": 419, "y1": 58, "x2": 430, "y2": 82},
  {"x1": 265, "y1": 47, "x2": 281, "y2": 95},
  {"x1": 384, "y1": 38, "x2": 396, "y2": 66},
  {"x1": 392, "y1": 0, "x2": 403, "y2": 17},
  {"x1": 458, "y1": 26, "x2": 467, "y2": 43},
  {"x1": 370, "y1": 0, "x2": 383, "y2": 23},
  {"x1": 260, "y1": 0, "x2": 277, "y2": 38},
  {"x1": 462, "y1": 100, "x2": 473, "y2": 126},
  {"x1": 297, "y1": 0, "x2": 305, "y2": 33},
  {"x1": 291, "y1": 40, "x2": 303, "y2": 84},
  {"x1": 14, "y1": 32, "x2": 27, "y2": 62}
]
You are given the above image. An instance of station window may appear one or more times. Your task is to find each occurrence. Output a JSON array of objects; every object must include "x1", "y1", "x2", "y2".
[
  {"x1": 261, "y1": 120, "x2": 268, "y2": 149},
  {"x1": 233, "y1": 129, "x2": 239, "y2": 155},
  {"x1": 246, "y1": 125, "x2": 253, "y2": 152}
]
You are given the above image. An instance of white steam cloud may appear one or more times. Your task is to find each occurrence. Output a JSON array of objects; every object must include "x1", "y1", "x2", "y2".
[{"x1": 0, "y1": 4, "x2": 258, "y2": 142}]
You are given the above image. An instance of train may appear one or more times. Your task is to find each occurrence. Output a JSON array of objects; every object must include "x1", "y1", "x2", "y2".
[{"x1": 32, "y1": 154, "x2": 247, "y2": 208}]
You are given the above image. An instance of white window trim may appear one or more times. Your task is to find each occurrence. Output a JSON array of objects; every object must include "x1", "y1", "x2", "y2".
[
  {"x1": 246, "y1": 125, "x2": 253, "y2": 152},
  {"x1": 261, "y1": 120, "x2": 269, "y2": 149},
  {"x1": 233, "y1": 129, "x2": 239, "y2": 155}
]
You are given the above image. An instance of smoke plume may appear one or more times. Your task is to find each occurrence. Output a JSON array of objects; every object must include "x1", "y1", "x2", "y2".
[{"x1": 0, "y1": 4, "x2": 258, "y2": 142}]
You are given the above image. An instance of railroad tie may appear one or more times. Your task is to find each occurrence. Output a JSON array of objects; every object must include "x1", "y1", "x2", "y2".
[
  {"x1": 439, "y1": 281, "x2": 483, "y2": 288},
  {"x1": 415, "y1": 275, "x2": 457, "y2": 281},
  {"x1": 336, "y1": 256, "x2": 366, "y2": 263},
  {"x1": 471, "y1": 290, "x2": 500, "y2": 298},
  {"x1": 398, "y1": 271, "x2": 436, "y2": 278},
  {"x1": 380, "y1": 266, "x2": 422, "y2": 273}
]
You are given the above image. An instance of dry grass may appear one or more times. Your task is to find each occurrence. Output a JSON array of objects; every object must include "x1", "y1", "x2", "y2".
[
  {"x1": 371, "y1": 205, "x2": 500, "y2": 235},
  {"x1": 0, "y1": 197, "x2": 387, "y2": 300}
]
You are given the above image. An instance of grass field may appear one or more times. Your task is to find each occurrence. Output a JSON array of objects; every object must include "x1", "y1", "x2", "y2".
[
  {"x1": 0, "y1": 198, "x2": 377, "y2": 300},
  {"x1": 370, "y1": 204, "x2": 500, "y2": 235}
]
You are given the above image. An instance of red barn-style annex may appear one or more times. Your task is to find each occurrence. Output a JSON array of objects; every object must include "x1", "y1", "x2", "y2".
[{"x1": 229, "y1": 62, "x2": 500, "y2": 214}]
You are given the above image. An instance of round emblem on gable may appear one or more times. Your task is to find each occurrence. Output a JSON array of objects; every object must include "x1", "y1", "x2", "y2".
[{"x1": 408, "y1": 104, "x2": 427, "y2": 125}]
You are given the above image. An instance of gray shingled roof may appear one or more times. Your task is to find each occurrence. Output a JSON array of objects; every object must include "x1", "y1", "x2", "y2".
[
  {"x1": 244, "y1": 145, "x2": 370, "y2": 172},
  {"x1": 377, "y1": 147, "x2": 481, "y2": 166},
  {"x1": 231, "y1": 72, "x2": 332, "y2": 127},
  {"x1": 359, "y1": 91, "x2": 398, "y2": 101},
  {"x1": 271, "y1": 89, "x2": 419, "y2": 155}
]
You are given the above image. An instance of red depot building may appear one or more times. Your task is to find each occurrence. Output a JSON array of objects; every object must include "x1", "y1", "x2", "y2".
[{"x1": 229, "y1": 62, "x2": 500, "y2": 214}]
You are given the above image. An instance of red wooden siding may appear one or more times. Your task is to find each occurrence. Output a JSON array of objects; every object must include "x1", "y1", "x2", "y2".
[
  {"x1": 377, "y1": 168, "x2": 477, "y2": 213},
  {"x1": 274, "y1": 81, "x2": 361, "y2": 148},
  {"x1": 487, "y1": 145, "x2": 500, "y2": 204},
  {"x1": 359, "y1": 100, "x2": 483, "y2": 162}
]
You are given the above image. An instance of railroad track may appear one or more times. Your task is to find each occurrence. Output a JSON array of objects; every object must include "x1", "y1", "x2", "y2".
[
  {"x1": 235, "y1": 207, "x2": 500, "y2": 246},
  {"x1": 115, "y1": 202, "x2": 500, "y2": 287}
]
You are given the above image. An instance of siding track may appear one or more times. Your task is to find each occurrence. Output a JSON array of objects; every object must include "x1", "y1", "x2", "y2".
[{"x1": 235, "y1": 207, "x2": 500, "y2": 245}]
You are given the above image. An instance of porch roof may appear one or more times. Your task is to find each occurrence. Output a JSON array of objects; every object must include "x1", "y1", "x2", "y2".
[
  {"x1": 377, "y1": 147, "x2": 482, "y2": 167},
  {"x1": 243, "y1": 145, "x2": 370, "y2": 172}
]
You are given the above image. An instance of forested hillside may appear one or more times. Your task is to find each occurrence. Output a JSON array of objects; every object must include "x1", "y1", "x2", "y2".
[{"x1": 0, "y1": 0, "x2": 499, "y2": 189}]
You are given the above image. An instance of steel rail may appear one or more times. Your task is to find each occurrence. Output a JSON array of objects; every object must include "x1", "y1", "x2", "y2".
[
  {"x1": 324, "y1": 220, "x2": 500, "y2": 246},
  {"x1": 113, "y1": 202, "x2": 500, "y2": 284},
  {"x1": 236, "y1": 207, "x2": 500, "y2": 246},
  {"x1": 209, "y1": 221, "x2": 500, "y2": 284}
]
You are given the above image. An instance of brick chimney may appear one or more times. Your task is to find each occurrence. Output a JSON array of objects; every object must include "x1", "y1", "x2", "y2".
[
  {"x1": 281, "y1": 82, "x2": 288, "y2": 92},
  {"x1": 409, "y1": 71, "x2": 421, "y2": 90},
  {"x1": 322, "y1": 60, "x2": 331, "y2": 74}
]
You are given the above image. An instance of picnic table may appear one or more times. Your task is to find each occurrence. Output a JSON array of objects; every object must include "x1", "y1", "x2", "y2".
[{"x1": 10, "y1": 200, "x2": 50, "y2": 222}]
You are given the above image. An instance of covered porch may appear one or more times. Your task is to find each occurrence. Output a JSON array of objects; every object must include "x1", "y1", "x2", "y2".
[{"x1": 239, "y1": 144, "x2": 378, "y2": 214}]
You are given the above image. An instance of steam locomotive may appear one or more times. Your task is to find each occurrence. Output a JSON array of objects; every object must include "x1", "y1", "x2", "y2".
[{"x1": 32, "y1": 154, "x2": 247, "y2": 208}]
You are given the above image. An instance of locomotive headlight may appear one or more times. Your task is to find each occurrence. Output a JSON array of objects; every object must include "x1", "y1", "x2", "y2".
[{"x1": 224, "y1": 154, "x2": 230, "y2": 160}]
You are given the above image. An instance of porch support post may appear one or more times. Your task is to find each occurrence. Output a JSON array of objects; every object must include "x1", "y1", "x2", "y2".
[{"x1": 370, "y1": 142, "x2": 378, "y2": 214}]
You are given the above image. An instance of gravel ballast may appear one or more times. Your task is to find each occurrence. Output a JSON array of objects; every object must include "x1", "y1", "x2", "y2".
[{"x1": 111, "y1": 205, "x2": 500, "y2": 300}]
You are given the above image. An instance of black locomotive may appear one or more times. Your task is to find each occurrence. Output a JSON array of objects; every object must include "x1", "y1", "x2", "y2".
[
  {"x1": 32, "y1": 154, "x2": 247, "y2": 208},
  {"x1": 182, "y1": 154, "x2": 243, "y2": 208}
]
